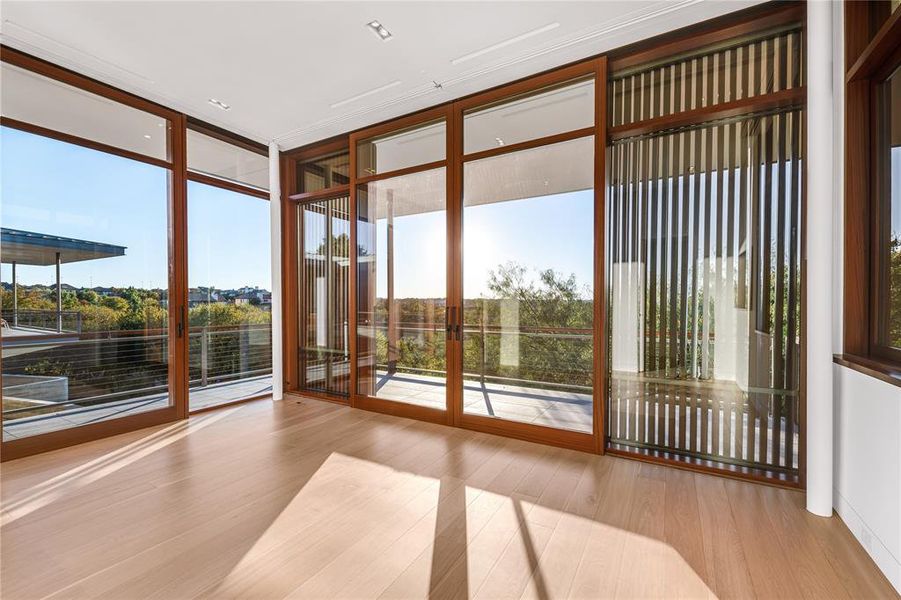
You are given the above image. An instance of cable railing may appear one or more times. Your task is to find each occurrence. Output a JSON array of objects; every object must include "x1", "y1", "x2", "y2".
[
  {"x1": 1, "y1": 309, "x2": 82, "y2": 333},
  {"x1": 1, "y1": 323, "x2": 272, "y2": 424},
  {"x1": 362, "y1": 320, "x2": 595, "y2": 393}
]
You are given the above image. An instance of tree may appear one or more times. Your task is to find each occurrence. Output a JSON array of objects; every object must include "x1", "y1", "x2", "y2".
[{"x1": 890, "y1": 235, "x2": 901, "y2": 348}]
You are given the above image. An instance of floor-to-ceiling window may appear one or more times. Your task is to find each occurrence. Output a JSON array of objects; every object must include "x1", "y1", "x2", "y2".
[
  {"x1": 606, "y1": 27, "x2": 805, "y2": 479},
  {"x1": 0, "y1": 57, "x2": 180, "y2": 447},
  {"x1": 292, "y1": 148, "x2": 353, "y2": 397},
  {"x1": 186, "y1": 127, "x2": 271, "y2": 411},
  {"x1": 354, "y1": 117, "x2": 450, "y2": 412},
  {"x1": 460, "y1": 78, "x2": 597, "y2": 433}
]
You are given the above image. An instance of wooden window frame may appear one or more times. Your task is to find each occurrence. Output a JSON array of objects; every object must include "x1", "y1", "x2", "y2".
[
  {"x1": 840, "y1": 3, "x2": 901, "y2": 382},
  {"x1": 348, "y1": 105, "x2": 455, "y2": 426},
  {"x1": 0, "y1": 46, "x2": 188, "y2": 461},
  {"x1": 0, "y1": 46, "x2": 272, "y2": 460},
  {"x1": 280, "y1": 3, "x2": 807, "y2": 487},
  {"x1": 281, "y1": 137, "x2": 351, "y2": 399},
  {"x1": 452, "y1": 59, "x2": 605, "y2": 454}
]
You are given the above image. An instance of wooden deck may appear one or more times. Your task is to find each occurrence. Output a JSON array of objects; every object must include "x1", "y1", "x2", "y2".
[
  {"x1": 375, "y1": 371, "x2": 593, "y2": 433},
  {"x1": 0, "y1": 396, "x2": 894, "y2": 599}
]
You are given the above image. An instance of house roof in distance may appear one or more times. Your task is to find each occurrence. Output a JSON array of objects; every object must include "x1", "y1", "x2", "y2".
[{"x1": 1, "y1": 228, "x2": 126, "y2": 266}]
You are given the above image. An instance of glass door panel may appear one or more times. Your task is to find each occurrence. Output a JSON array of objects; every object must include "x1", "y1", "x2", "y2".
[
  {"x1": 186, "y1": 181, "x2": 272, "y2": 411},
  {"x1": 355, "y1": 168, "x2": 447, "y2": 410},
  {"x1": 461, "y1": 137, "x2": 595, "y2": 432},
  {"x1": 606, "y1": 112, "x2": 803, "y2": 473},
  {"x1": 298, "y1": 195, "x2": 351, "y2": 396},
  {"x1": 1, "y1": 126, "x2": 172, "y2": 440}
]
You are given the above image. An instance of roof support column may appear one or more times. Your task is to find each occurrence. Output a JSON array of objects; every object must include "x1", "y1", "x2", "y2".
[
  {"x1": 55, "y1": 252, "x2": 62, "y2": 333},
  {"x1": 269, "y1": 141, "x2": 284, "y2": 401},
  {"x1": 805, "y1": 0, "x2": 834, "y2": 517}
]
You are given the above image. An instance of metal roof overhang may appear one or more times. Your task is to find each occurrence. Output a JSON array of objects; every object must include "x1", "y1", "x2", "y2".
[{"x1": 1, "y1": 228, "x2": 126, "y2": 266}]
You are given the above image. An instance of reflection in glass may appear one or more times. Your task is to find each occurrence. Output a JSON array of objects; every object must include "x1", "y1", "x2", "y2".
[
  {"x1": 356, "y1": 120, "x2": 445, "y2": 177},
  {"x1": 298, "y1": 196, "x2": 351, "y2": 395},
  {"x1": 462, "y1": 137, "x2": 595, "y2": 432},
  {"x1": 297, "y1": 151, "x2": 350, "y2": 193},
  {"x1": 186, "y1": 129, "x2": 269, "y2": 190},
  {"x1": 187, "y1": 182, "x2": 272, "y2": 411},
  {"x1": 1, "y1": 63, "x2": 169, "y2": 160},
  {"x1": 1, "y1": 126, "x2": 170, "y2": 439},
  {"x1": 882, "y1": 68, "x2": 901, "y2": 350},
  {"x1": 607, "y1": 110, "x2": 803, "y2": 474},
  {"x1": 356, "y1": 168, "x2": 447, "y2": 409},
  {"x1": 464, "y1": 78, "x2": 594, "y2": 155}
]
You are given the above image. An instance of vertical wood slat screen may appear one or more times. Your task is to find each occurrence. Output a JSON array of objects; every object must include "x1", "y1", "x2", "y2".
[
  {"x1": 298, "y1": 196, "x2": 351, "y2": 396},
  {"x1": 606, "y1": 25, "x2": 804, "y2": 474},
  {"x1": 609, "y1": 28, "x2": 804, "y2": 128}
]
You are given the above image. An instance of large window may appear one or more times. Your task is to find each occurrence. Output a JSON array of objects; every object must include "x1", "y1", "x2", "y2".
[
  {"x1": 606, "y1": 27, "x2": 805, "y2": 477},
  {"x1": 462, "y1": 137, "x2": 595, "y2": 432},
  {"x1": 874, "y1": 67, "x2": 901, "y2": 358},
  {"x1": 1, "y1": 126, "x2": 172, "y2": 440},
  {"x1": 843, "y1": 1, "x2": 901, "y2": 374}
]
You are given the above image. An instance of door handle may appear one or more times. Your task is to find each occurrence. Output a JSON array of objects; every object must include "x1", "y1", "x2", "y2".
[
  {"x1": 177, "y1": 305, "x2": 185, "y2": 338},
  {"x1": 445, "y1": 306, "x2": 455, "y2": 338},
  {"x1": 445, "y1": 307, "x2": 461, "y2": 341}
]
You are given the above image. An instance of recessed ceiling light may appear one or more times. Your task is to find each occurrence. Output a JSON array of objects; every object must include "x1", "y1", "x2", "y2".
[
  {"x1": 367, "y1": 20, "x2": 393, "y2": 41},
  {"x1": 143, "y1": 134, "x2": 152, "y2": 139},
  {"x1": 208, "y1": 98, "x2": 231, "y2": 111},
  {"x1": 495, "y1": 137, "x2": 505, "y2": 147}
]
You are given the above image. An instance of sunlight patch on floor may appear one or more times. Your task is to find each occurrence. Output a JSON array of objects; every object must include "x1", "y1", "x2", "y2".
[{"x1": 1, "y1": 406, "x2": 241, "y2": 527}]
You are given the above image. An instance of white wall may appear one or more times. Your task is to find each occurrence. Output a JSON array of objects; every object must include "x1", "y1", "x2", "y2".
[
  {"x1": 833, "y1": 366, "x2": 901, "y2": 591},
  {"x1": 830, "y1": 3, "x2": 901, "y2": 593}
]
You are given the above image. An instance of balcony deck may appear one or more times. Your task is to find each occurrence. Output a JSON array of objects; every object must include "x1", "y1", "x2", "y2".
[
  {"x1": 370, "y1": 370, "x2": 799, "y2": 475},
  {"x1": 374, "y1": 370, "x2": 594, "y2": 433},
  {"x1": 2, "y1": 375, "x2": 272, "y2": 440}
]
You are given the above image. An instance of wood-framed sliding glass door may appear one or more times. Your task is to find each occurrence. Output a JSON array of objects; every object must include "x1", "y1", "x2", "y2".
[
  {"x1": 345, "y1": 66, "x2": 607, "y2": 449},
  {"x1": 451, "y1": 60, "x2": 606, "y2": 452},
  {"x1": 350, "y1": 107, "x2": 456, "y2": 422}
]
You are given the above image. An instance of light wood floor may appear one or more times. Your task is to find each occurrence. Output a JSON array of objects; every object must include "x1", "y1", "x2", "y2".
[{"x1": 1, "y1": 397, "x2": 896, "y2": 600}]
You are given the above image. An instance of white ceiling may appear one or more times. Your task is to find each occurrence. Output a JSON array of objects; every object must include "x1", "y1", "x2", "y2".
[{"x1": 0, "y1": 1, "x2": 763, "y2": 150}]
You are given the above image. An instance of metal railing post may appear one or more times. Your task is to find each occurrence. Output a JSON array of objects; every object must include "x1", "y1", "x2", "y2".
[
  {"x1": 55, "y1": 251, "x2": 62, "y2": 333},
  {"x1": 480, "y1": 301, "x2": 487, "y2": 387},
  {"x1": 201, "y1": 326, "x2": 209, "y2": 387},
  {"x1": 11, "y1": 261, "x2": 18, "y2": 327}
]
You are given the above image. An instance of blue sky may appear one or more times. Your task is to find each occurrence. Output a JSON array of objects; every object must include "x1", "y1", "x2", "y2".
[
  {"x1": 353, "y1": 190, "x2": 595, "y2": 300},
  {"x1": 4, "y1": 124, "x2": 898, "y2": 298},
  {"x1": 1, "y1": 126, "x2": 271, "y2": 290}
]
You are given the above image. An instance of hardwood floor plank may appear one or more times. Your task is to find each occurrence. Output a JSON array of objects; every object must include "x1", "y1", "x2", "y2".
[
  {"x1": 724, "y1": 478, "x2": 808, "y2": 599},
  {"x1": 694, "y1": 473, "x2": 756, "y2": 599},
  {"x1": 0, "y1": 397, "x2": 893, "y2": 600}
]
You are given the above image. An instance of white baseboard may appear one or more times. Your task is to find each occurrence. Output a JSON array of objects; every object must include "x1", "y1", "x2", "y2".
[{"x1": 834, "y1": 488, "x2": 901, "y2": 594}]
